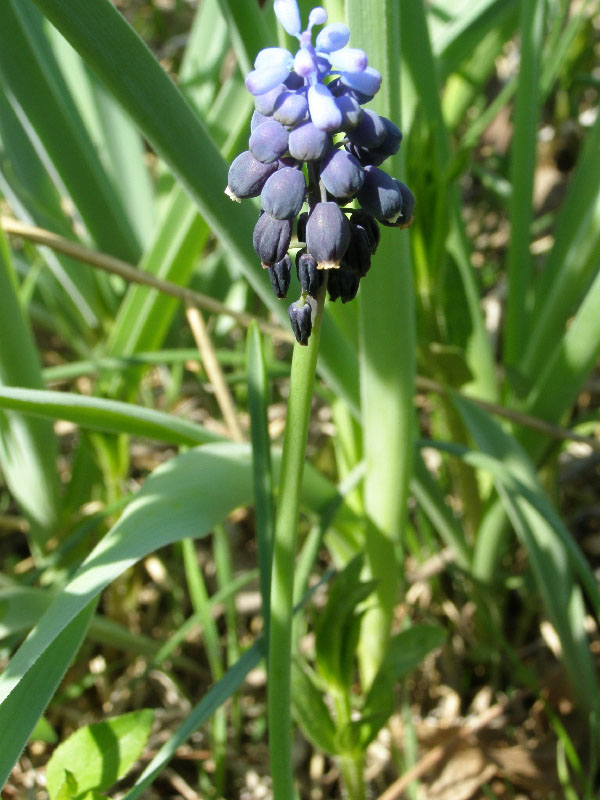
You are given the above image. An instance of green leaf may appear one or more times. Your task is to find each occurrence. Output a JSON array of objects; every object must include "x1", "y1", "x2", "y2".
[
  {"x1": 451, "y1": 395, "x2": 600, "y2": 719},
  {"x1": 359, "y1": 625, "x2": 446, "y2": 749},
  {"x1": 314, "y1": 555, "x2": 376, "y2": 690},
  {"x1": 54, "y1": 770, "x2": 79, "y2": 800},
  {"x1": 0, "y1": 1, "x2": 141, "y2": 262},
  {"x1": 30, "y1": 716, "x2": 58, "y2": 744},
  {"x1": 0, "y1": 230, "x2": 61, "y2": 544},
  {"x1": 0, "y1": 603, "x2": 96, "y2": 787},
  {"x1": 0, "y1": 442, "x2": 337, "y2": 782},
  {"x1": 0, "y1": 386, "x2": 225, "y2": 446},
  {"x1": 347, "y1": 0, "x2": 416, "y2": 687},
  {"x1": 46, "y1": 710, "x2": 154, "y2": 800},
  {"x1": 291, "y1": 661, "x2": 338, "y2": 756}
]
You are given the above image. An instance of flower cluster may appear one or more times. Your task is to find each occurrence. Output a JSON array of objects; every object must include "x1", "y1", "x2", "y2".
[{"x1": 225, "y1": 0, "x2": 414, "y2": 345}]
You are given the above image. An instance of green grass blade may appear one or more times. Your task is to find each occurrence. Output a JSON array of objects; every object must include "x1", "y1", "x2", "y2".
[
  {"x1": 411, "y1": 453, "x2": 472, "y2": 569},
  {"x1": 246, "y1": 322, "x2": 275, "y2": 641},
  {"x1": 521, "y1": 264, "x2": 600, "y2": 458},
  {"x1": 518, "y1": 113, "x2": 600, "y2": 385},
  {"x1": 0, "y1": 91, "x2": 107, "y2": 330},
  {"x1": 451, "y1": 396, "x2": 600, "y2": 718},
  {"x1": 0, "y1": 603, "x2": 96, "y2": 788},
  {"x1": 47, "y1": 26, "x2": 156, "y2": 248},
  {"x1": 179, "y1": 0, "x2": 229, "y2": 113},
  {"x1": 120, "y1": 642, "x2": 262, "y2": 800},
  {"x1": 216, "y1": 0, "x2": 274, "y2": 75},
  {"x1": 0, "y1": 386, "x2": 225, "y2": 446},
  {"x1": 0, "y1": 231, "x2": 60, "y2": 546},
  {"x1": 347, "y1": 0, "x2": 415, "y2": 684},
  {"x1": 0, "y1": 1, "x2": 141, "y2": 261},
  {"x1": 503, "y1": 0, "x2": 545, "y2": 369},
  {"x1": 401, "y1": 0, "x2": 497, "y2": 401}
]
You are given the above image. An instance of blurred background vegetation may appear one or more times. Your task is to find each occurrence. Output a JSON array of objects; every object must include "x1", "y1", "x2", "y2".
[{"x1": 1, "y1": 0, "x2": 600, "y2": 798}]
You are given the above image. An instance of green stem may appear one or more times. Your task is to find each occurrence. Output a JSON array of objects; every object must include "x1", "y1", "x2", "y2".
[{"x1": 268, "y1": 282, "x2": 327, "y2": 800}]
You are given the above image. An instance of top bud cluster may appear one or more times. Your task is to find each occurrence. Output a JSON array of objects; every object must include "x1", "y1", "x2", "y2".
[{"x1": 225, "y1": 0, "x2": 414, "y2": 345}]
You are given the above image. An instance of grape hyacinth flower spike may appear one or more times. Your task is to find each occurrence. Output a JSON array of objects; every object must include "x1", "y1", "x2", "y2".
[{"x1": 225, "y1": 0, "x2": 414, "y2": 345}]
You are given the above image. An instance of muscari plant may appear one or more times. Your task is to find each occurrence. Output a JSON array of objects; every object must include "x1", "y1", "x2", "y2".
[
  {"x1": 1, "y1": 0, "x2": 600, "y2": 798},
  {"x1": 226, "y1": 0, "x2": 414, "y2": 345},
  {"x1": 224, "y1": 3, "x2": 417, "y2": 795}
]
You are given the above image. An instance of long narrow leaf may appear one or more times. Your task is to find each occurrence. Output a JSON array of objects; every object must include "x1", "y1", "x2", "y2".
[
  {"x1": 347, "y1": 0, "x2": 415, "y2": 683},
  {"x1": 0, "y1": 231, "x2": 60, "y2": 546}
]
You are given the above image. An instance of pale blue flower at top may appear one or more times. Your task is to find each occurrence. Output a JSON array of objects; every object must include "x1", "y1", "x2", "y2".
[{"x1": 243, "y1": 0, "x2": 381, "y2": 132}]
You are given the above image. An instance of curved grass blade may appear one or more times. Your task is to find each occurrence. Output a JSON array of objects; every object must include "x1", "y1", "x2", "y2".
[
  {"x1": 503, "y1": 0, "x2": 545, "y2": 368},
  {"x1": 0, "y1": 1, "x2": 141, "y2": 262},
  {"x1": 347, "y1": 0, "x2": 415, "y2": 683},
  {"x1": 0, "y1": 602, "x2": 96, "y2": 788},
  {"x1": 0, "y1": 231, "x2": 60, "y2": 546},
  {"x1": 0, "y1": 386, "x2": 225, "y2": 446},
  {"x1": 450, "y1": 395, "x2": 600, "y2": 719}
]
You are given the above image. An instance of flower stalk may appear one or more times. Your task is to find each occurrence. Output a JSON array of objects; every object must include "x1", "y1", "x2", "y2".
[{"x1": 267, "y1": 278, "x2": 327, "y2": 800}]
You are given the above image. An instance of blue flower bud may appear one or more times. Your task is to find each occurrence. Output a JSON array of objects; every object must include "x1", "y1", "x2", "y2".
[
  {"x1": 260, "y1": 167, "x2": 306, "y2": 219},
  {"x1": 246, "y1": 63, "x2": 292, "y2": 96},
  {"x1": 380, "y1": 181, "x2": 415, "y2": 228},
  {"x1": 296, "y1": 211, "x2": 308, "y2": 243},
  {"x1": 308, "y1": 83, "x2": 342, "y2": 131},
  {"x1": 327, "y1": 268, "x2": 360, "y2": 303},
  {"x1": 308, "y1": 7, "x2": 328, "y2": 28},
  {"x1": 274, "y1": 0, "x2": 302, "y2": 36},
  {"x1": 273, "y1": 90, "x2": 308, "y2": 126},
  {"x1": 249, "y1": 119, "x2": 289, "y2": 163},
  {"x1": 356, "y1": 165, "x2": 404, "y2": 223},
  {"x1": 305, "y1": 201, "x2": 351, "y2": 269},
  {"x1": 269, "y1": 254, "x2": 292, "y2": 298},
  {"x1": 340, "y1": 66, "x2": 382, "y2": 97},
  {"x1": 348, "y1": 116, "x2": 402, "y2": 165},
  {"x1": 253, "y1": 211, "x2": 293, "y2": 266},
  {"x1": 284, "y1": 71, "x2": 305, "y2": 90},
  {"x1": 255, "y1": 83, "x2": 286, "y2": 116},
  {"x1": 288, "y1": 298, "x2": 315, "y2": 345},
  {"x1": 288, "y1": 121, "x2": 330, "y2": 161},
  {"x1": 349, "y1": 209, "x2": 380, "y2": 254},
  {"x1": 347, "y1": 109, "x2": 386, "y2": 149},
  {"x1": 319, "y1": 149, "x2": 364, "y2": 198},
  {"x1": 251, "y1": 109, "x2": 269, "y2": 132},
  {"x1": 341, "y1": 223, "x2": 371, "y2": 276},
  {"x1": 315, "y1": 22, "x2": 350, "y2": 53},
  {"x1": 332, "y1": 92, "x2": 363, "y2": 130},
  {"x1": 294, "y1": 47, "x2": 317, "y2": 78},
  {"x1": 254, "y1": 47, "x2": 294, "y2": 71},
  {"x1": 225, "y1": 150, "x2": 278, "y2": 201},
  {"x1": 328, "y1": 47, "x2": 368, "y2": 73},
  {"x1": 295, "y1": 249, "x2": 324, "y2": 296}
]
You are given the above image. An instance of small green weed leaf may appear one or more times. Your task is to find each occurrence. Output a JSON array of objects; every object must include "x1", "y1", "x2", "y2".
[
  {"x1": 54, "y1": 770, "x2": 78, "y2": 800},
  {"x1": 46, "y1": 709, "x2": 154, "y2": 800},
  {"x1": 361, "y1": 624, "x2": 446, "y2": 748},
  {"x1": 30, "y1": 716, "x2": 58, "y2": 744},
  {"x1": 291, "y1": 661, "x2": 338, "y2": 756},
  {"x1": 314, "y1": 555, "x2": 377, "y2": 689}
]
